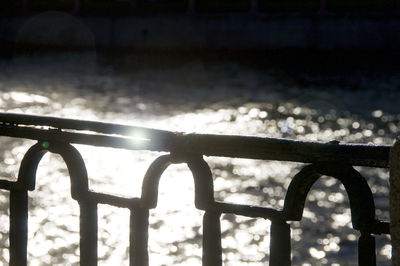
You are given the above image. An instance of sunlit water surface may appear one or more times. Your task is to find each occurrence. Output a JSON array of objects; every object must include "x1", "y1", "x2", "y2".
[{"x1": 0, "y1": 52, "x2": 398, "y2": 265}]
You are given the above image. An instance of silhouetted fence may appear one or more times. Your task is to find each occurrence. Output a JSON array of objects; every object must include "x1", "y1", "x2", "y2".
[{"x1": 0, "y1": 113, "x2": 394, "y2": 265}]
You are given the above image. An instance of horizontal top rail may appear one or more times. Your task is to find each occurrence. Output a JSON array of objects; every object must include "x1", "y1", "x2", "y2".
[
  {"x1": 0, "y1": 112, "x2": 176, "y2": 140},
  {"x1": 0, "y1": 113, "x2": 390, "y2": 168}
]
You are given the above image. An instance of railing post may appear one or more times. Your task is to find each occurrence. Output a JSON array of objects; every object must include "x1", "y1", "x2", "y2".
[
  {"x1": 358, "y1": 233, "x2": 376, "y2": 266},
  {"x1": 47, "y1": 142, "x2": 98, "y2": 266},
  {"x1": 130, "y1": 207, "x2": 149, "y2": 266},
  {"x1": 9, "y1": 142, "x2": 47, "y2": 266},
  {"x1": 390, "y1": 139, "x2": 400, "y2": 265},
  {"x1": 202, "y1": 210, "x2": 222, "y2": 266},
  {"x1": 9, "y1": 190, "x2": 28, "y2": 266},
  {"x1": 79, "y1": 200, "x2": 98, "y2": 266},
  {"x1": 270, "y1": 220, "x2": 291, "y2": 266}
]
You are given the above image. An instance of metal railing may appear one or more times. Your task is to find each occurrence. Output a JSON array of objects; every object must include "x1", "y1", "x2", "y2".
[{"x1": 0, "y1": 112, "x2": 393, "y2": 265}]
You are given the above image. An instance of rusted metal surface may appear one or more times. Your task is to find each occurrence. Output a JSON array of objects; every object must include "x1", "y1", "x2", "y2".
[{"x1": 0, "y1": 112, "x2": 393, "y2": 265}]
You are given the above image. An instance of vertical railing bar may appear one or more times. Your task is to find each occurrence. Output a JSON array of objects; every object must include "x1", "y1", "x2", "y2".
[
  {"x1": 202, "y1": 210, "x2": 222, "y2": 266},
  {"x1": 8, "y1": 142, "x2": 48, "y2": 266},
  {"x1": 79, "y1": 200, "x2": 98, "y2": 266},
  {"x1": 9, "y1": 190, "x2": 28, "y2": 266},
  {"x1": 358, "y1": 233, "x2": 376, "y2": 266},
  {"x1": 130, "y1": 207, "x2": 149, "y2": 266},
  {"x1": 390, "y1": 139, "x2": 400, "y2": 265},
  {"x1": 270, "y1": 220, "x2": 291, "y2": 266},
  {"x1": 44, "y1": 142, "x2": 96, "y2": 266}
]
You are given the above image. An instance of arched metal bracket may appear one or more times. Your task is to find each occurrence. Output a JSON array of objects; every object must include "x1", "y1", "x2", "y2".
[
  {"x1": 10, "y1": 140, "x2": 96, "y2": 266},
  {"x1": 140, "y1": 153, "x2": 215, "y2": 211},
  {"x1": 283, "y1": 162, "x2": 376, "y2": 232},
  {"x1": 140, "y1": 152, "x2": 220, "y2": 266},
  {"x1": 16, "y1": 141, "x2": 89, "y2": 199}
]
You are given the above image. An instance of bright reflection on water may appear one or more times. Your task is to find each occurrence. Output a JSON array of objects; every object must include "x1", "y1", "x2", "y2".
[{"x1": 0, "y1": 52, "x2": 398, "y2": 265}]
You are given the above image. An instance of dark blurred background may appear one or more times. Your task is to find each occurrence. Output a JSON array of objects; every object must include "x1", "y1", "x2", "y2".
[
  {"x1": 0, "y1": 0, "x2": 399, "y2": 15},
  {"x1": 2, "y1": 0, "x2": 400, "y2": 53}
]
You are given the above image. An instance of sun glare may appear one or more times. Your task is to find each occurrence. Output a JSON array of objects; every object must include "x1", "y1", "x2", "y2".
[{"x1": 129, "y1": 129, "x2": 151, "y2": 142}]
